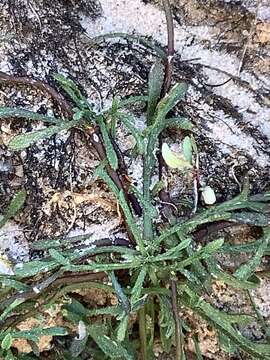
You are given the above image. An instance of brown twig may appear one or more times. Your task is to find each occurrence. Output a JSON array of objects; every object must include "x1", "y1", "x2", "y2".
[
  {"x1": 193, "y1": 63, "x2": 268, "y2": 106},
  {"x1": 162, "y1": 0, "x2": 175, "y2": 95},
  {"x1": 171, "y1": 280, "x2": 183, "y2": 360},
  {"x1": 237, "y1": 1, "x2": 260, "y2": 76},
  {"x1": 0, "y1": 71, "x2": 71, "y2": 115},
  {"x1": 158, "y1": 0, "x2": 176, "y2": 211}
]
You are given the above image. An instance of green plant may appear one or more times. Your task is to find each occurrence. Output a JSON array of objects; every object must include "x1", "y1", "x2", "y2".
[{"x1": 0, "y1": 1, "x2": 270, "y2": 359}]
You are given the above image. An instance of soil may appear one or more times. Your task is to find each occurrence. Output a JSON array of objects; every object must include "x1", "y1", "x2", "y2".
[{"x1": 0, "y1": 0, "x2": 270, "y2": 358}]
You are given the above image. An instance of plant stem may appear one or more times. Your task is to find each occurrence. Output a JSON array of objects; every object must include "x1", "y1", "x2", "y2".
[
  {"x1": 139, "y1": 306, "x2": 148, "y2": 360},
  {"x1": 143, "y1": 131, "x2": 158, "y2": 242},
  {"x1": 171, "y1": 280, "x2": 183, "y2": 360},
  {"x1": 158, "y1": 0, "x2": 175, "y2": 201},
  {"x1": 162, "y1": 0, "x2": 174, "y2": 95}
]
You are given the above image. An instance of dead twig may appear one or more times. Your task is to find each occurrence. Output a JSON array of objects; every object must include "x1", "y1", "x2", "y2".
[
  {"x1": 171, "y1": 280, "x2": 183, "y2": 360},
  {"x1": 0, "y1": 71, "x2": 71, "y2": 116},
  {"x1": 193, "y1": 63, "x2": 268, "y2": 105},
  {"x1": 162, "y1": 0, "x2": 175, "y2": 95},
  {"x1": 157, "y1": 0, "x2": 181, "y2": 218},
  {"x1": 237, "y1": 0, "x2": 260, "y2": 76}
]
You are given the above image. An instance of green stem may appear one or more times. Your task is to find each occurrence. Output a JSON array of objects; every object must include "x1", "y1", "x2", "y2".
[
  {"x1": 143, "y1": 127, "x2": 160, "y2": 243},
  {"x1": 139, "y1": 306, "x2": 148, "y2": 360}
]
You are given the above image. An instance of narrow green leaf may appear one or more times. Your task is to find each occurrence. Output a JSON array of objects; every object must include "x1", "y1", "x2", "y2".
[
  {"x1": 0, "y1": 190, "x2": 26, "y2": 228},
  {"x1": 234, "y1": 228, "x2": 270, "y2": 280},
  {"x1": 117, "y1": 314, "x2": 129, "y2": 342},
  {"x1": 49, "y1": 249, "x2": 70, "y2": 266},
  {"x1": 218, "y1": 332, "x2": 237, "y2": 354},
  {"x1": 90, "y1": 32, "x2": 166, "y2": 59},
  {"x1": 0, "y1": 299, "x2": 24, "y2": 322},
  {"x1": 97, "y1": 116, "x2": 118, "y2": 170},
  {"x1": 131, "y1": 295, "x2": 148, "y2": 312},
  {"x1": 88, "y1": 324, "x2": 134, "y2": 359},
  {"x1": 230, "y1": 212, "x2": 269, "y2": 226},
  {"x1": 130, "y1": 268, "x2": 147, "y2": 306},
  {"x1": 250, "y1": 192, "x2": 270, "y2": 203},
  {"x1": 2, "y1": 327, "x2": 68, "y2": 344},
  {"x1": 116, "y1": 112, "x2": 145, "y2": 155},
  {"x1": 217, "y1": 311, "x2": 254, "y2": 326},
  {"x1": 156, "y1": 83, "x2": 188, "y2": 119},
  {"x1": 0, "y1": 278, "x2": 31, "y2": 292},
  {"x1": 1, "y1": 334, "x2": 13, "y2": 350},
  {"x1": 30, "y1": 233, "x2": 94, "y2": 250},
  {"x1": 199, "y1": 238, "x2": 224, "y2": 255},
  {"x1": 54, "y1": 74, "x2": 87, "y2": 109},
  {"x1": 158, "y1": 294, "x2": 175, "y2": 352},
  {"x1": 182, "y1": 286, "x2": 270, "y2": 359},
  {"x1": 8, "y1": 119, "x2": 81, "y2": 151},
  {"x1": 147, "y1": 60, "x2": 164, "y2": 122},
  {"x1": 110, "y1": 272, "x2": 130, "y2": 313},
  {"x1": 151, "y1": 180, "x2": 164, "y2": 197},
  {"x1": 221, "y1": 238, "x2": 265, "y2": 254},
  {"x1": 129, "y1": 186, "x2": 157, "y2": 218},
  {"x1": 165, "y1": 117, "x2": 193, "y2": 131},
  {"x1": 206, "y1": 260, "x2": 259, "y2": 290},
  {"x1": 182, "y1": 136, "x2": 193, "y2": 164},
  {"x1": 118, "y1": 190, "x2": 144, "y2": 251},
  {"x1": 14, "y1": 259, "x2": 57, "y2": 278},
  {"x1": 154, "y1": 238, "x2": 192, "y2": 261},
  {"x1": 172, "y1": 239, "x2": 224, "y2": 270},
  {"x1": 155, "y1": 208, "x2": 230, "y2": 247},
  {"x1": 96, "y1": 167, "x2": 140, "y2": 243},
  {"x1": 0, "y1": 107, "x2": 61, "y2": 124},
  {"x1": 64, "y1": 261, "x2": 137, "y2": 274},
  {"x1": 64, "y1": 298, "x2": 87, "y2": 318},
  {"x1": 117, "y1": 95, "x2": 148, "y2": 109},
  {"x1": 87, "y1": 305, "x2": 123, "y2": 317}
]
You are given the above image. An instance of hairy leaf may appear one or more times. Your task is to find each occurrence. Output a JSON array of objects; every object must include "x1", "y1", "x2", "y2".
[
  {"x1": 49, "y1": 249, "x2": 70, "y2": 267},
  {"x1": 147, "y1": 60, "x2": 164, "y2": 122},
  {"x1": 182, "y1": 136, "x2": 193, "y2": 164},
  {"x1": 116, "y1": 112, "x2": 145, "y2": 155},
  {"x1": 54, "y1": 74, "x2": 88, "y2": 109},
  {"x1": 230, "y1": 212, "x2": 269, "y2": 226},
  {"x1": 97, "y1": 116, "x2": 118, "y2": 170},
  {"x1": 234, "y1": 229, "x2": 270, "y2": 280},
  {"x1": 182, "y1": 286, "x2": 270, "y2": 359},
  {"x1": 117, "y1": 314, "x2": 129, "y2": 342},
  {"x1": 110, "y1": 272, "x2": 130, "y2": 313},
  {"x1": 131, "y1": 268, "x2": 147, "y2": 307},
  {"x1": 0, "y1": 190, "x2": 26, "y2": 228},
  {"x1": 0, "y1": 107, "x2": 61, "y2": 124},
  {"x1": 88, "y1": 324, "x2": 134, "y2": 359},
  {"x1": 1, "y1": 334, "x2": 13, "y2": 351},
  {"x1": 165, "y1": 117, "x2": 193, "y2": 131},
  {"x1": 8, "y1": 119, "x2": 81, "y2": 150}
]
